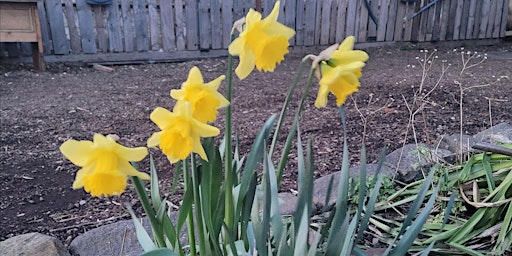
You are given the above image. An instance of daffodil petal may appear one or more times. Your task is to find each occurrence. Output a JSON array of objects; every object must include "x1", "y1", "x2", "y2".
[
  {"x1": 192, "y1": 137, "x2": 208, "y2": 161},
  {"x1": 235, "y1": 46, "x2": 256, "y2": 79},
  {"x1": 185, "y1": 66, "x2": 204, "y2": 86},
  {"x1": 150, "y1": 107, "x2": 175, "y2": 130},
  {"x1": 147, "y1": 132, "x2": 162, "y2": 147},
  {"x1": 72, "y1": 165, "x2": 94, "y2": 189},
  {"x1": 193, "y1": 119, "x2": 220, "y2": 137},
  {"x1": 265, "y1": 1, "x2": 280, "y2": 22},
  {"x1": 338, "y1": 36, "x2": 355, "y2": 52},
  {"x1": 228, "y1": 37, "x2": 244, "y2": 56},
  {"x1": 118, "y1": 161, "x2": 150, "y2": 180},
  {"x1": 245, "y1": 8, "x2": 262, "y2": 27},
  {"x1": 60, "y1": 139, "x2": 94, "y2": 166},
  {"x1": 314, "y1": 83, "x2": 330, "y2": 108},
  {"x1": 115, "y1": 144, "x2": 148, "y2": 162}
]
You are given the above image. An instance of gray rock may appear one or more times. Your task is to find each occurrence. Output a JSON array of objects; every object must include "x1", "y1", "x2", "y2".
[
  {"x1": 0, "y1": 232, "x2": 70, "y2": 256},
  {"x1": 278, "y1": 192, "x2": 303, "y2": 215},
  {"x1": 384, "y1": 143, "x2": 452, "y2": 183},
  {"x1": 438, "y1": 134, "x2": 476, "y2": 154},
  {"x1": 474, "y1": 123, "x2": 512, "y2": 144},
  {"x1": 69, "y1": 219, "x2": 150, "y2": 256},
  {"x1": 312, "y1": 164, "x2": 394, "y2": 209}
]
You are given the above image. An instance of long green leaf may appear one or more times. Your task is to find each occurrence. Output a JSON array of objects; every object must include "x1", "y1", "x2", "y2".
[
  {"x1": 125, "y1": 203, "x2": 157, "y2": 252},
  {"x1": 150, "y1": 155, "x2": 162, "y2": 211}
]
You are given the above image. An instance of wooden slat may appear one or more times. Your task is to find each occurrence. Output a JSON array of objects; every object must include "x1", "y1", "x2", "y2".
[
  {"x1": 438, "y1": 0, "x2": 449, "y2": 40},
  {"x1": 478, "y1": 0, "x2": 491, "y2": 39},
  {"x1": 453, "y1": 0, "x2": 463, "y2": 40},
  {"x1": 394, "y1": 1, "x2": 406, "y2": 41},
  {"x1": 63, "y1": 0, "x2": 81, "y2": 53},
  {"x1": 329, "y1": 0, "x2": 338, "y2": 43},
  {"x1": 368, "y1": 0, "x2": 379, "y2": 39},
  {"x1": 431, "y1": 0, "x2": 442, "y2": 41},
  {"x1": 346, "y1": 0, "x2": 358, "y2": 37},
  {"x1": 485, "y1": 0, "x2": 497, "y2": 39},
  {"x1": 233, "y1": 0, "x2": 243, "y2": 20},
  {"x1": 335, "y1": 0, "x2": 347, "y2": 42},
  {"x1": 106, "y1": 0, "x2": 123, "y2": 52},
  {"x1": 418, "y1": 0, "x2": 429, "y2": 42},
  {"x1": 425, "y1": 0, "x2": 437, "y2": 41},
  {"x1": 385, "y1": 0, "x2": 398, "y2": 42},
  {"x1": 210, "y1": 0, "x2": 222, "y2": 49},
  {"x1": 358, "y1": 0, "x2": 368, "y2": 42},
  {"x1": 295, "y1": 0, "x2": 304, "y2": 45},
  {"x1": 314, "y1": 0, "x2": 322, "y2": 45},
  {"x1": 36, "y1": 1, "x2": 52, "y2": 54},
  {"x1": 45, "y1": 0, "x2": 69, "y2": 54},
  {"x1": 198, "y1": 0, "x2": 210, "y2": 50},
  {"x1": 148, "y1": 0, "x2": 160, "y2": 51},
  {"x1": 263, "y1": 0, "x2": 273, "y2": 16},
  {"x1": 492, "y1": 0, "x2": 504, "y2": 38},
  {"x1": 76, "y1": 0, "x2": 96, "y2": 53},
  {"x1": 160, "y1": 0, "x2": 176, "y2": 51},
  {"x1": 471, "y1": 0, "x2": 483, "y2": 39},
  {"x1": 94, "y1": 6, "x2": 108, "y2": 52},
  {"x1": 320, "y1": 0, "x2": 332, "y2": 45},
  {"x1": 499, "y1": 0, "x2": 508, "y2": 37},
  {"x1": 446, "y1": 0, "x2": 457, "y2": 40},
  {"x1": 120, "y1": 0, "x2": 134, "y2": 52},
  {"x1": 304, "y1": 0, "x2": 316, "y2": 45},
  {"x1": 134, "y1": 0, "x2": 149, "y2": 51},
  {"x1": 403, "y1": 1, "x2": 416, "y2": 41},
  {"x1": 411, "y1": 0, "x2": 422, "y2": 42},
  {"x1": 185, "y1": 0, "x2": 198, "y2": 50},
  {"x1": 221, "y1": 0, "x2": 233, "y2": 48},
  {"x1": 175, "y1": 0, "x2": 186, "y2": 50},
  {"x1": 465, "y1": 0, "x2": 477, "y2": 39},
  {"x1": 376, "y1": 0, "x2": 388, "y2": 41},
  {"x1": 459, "y1": 0, "x2": 470, "y2": 40},
  {"x1": 284, "y1": 0, "x2": 296, "y2": 45}
]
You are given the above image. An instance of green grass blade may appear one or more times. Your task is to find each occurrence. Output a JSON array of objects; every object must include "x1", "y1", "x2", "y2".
[
  {"x1": 149, "y1": 155, "x2": 162, "y2": 212},
  {"x1": 482, "y1": 153, "x2": 496, "y2": 191}
]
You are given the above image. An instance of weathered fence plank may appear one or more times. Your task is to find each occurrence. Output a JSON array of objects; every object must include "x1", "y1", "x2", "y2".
[
  {"x1": 198, "y1": 0, "x2": 211, "y2": 50},
  {"x1": 499, "y1": 0, "x2": 508, "y2": 37},
  {"x1": 321, "y1": 0, "x2": 332, "y2": 45},
  {"x1": 385, "y1": 0, "x2": 398, "y2": 42},
  {"x1": 453, "y1": 0, "x2": 463, "y2": 40},
  {"x1": 346, "y1": 0, "x2": 358, "y2": 37},
  {"x1": 76, "y1": 0, "x2": 97, "y2": 53},
  {"x1": 472, "y1": 0, "x2": 483, "y2": 39},
  {"x1": 221, "y1": 0, "x2": 233, "y2": 48},
  {"x1": 210, "y1": 0, "x2": 222, "y2": 49},
  {"x1": 394, "y1": 1, "x2": 405, "y2": 41},
  {"x1": 304, "y1": 0, "x2": 316, "y2": 45},
  {"x1": 367, "y1": 0, "x2": 379, "y2": 39},
  {"x1": 121, "y1": 0, "x2": 135, "y2": 52},
  {"x1": 148, "y1": 0, "x2": 160, "y2": 51},
  {"x1": 478, "y1": 0, "x2": 491, "y2": 39},
  {"x1": 284, "y1": 0, "x2": 297, "y2": 45},
  {"x1": 358, "y1": 0, "x2": 368, "y2": 42},
  {"x1": 94, "y1": 6, "x2": 108, "y2": 52},
  {"x1": 432, "y1": 0, "x2": 442, "y2": 41},
  {"x1": 376, "y1": 0, "x2": 389, "y2": 41},
  {"x1": 107, "y1": 0, "x2": 123, "y2": 52},
  {"x1": 335, "y1": 0, "x2": 347, "y2": 42},
  {"x1": 329, "y1": 0, "x2": 337, "y2": 43},
  {"x1": 314, "y1": 0, "x2": 322, "y2": 44},
  {"x1": 425, "y1": 0, "x2": 437, "y2": 41},
  {"x1": 486, "y1": 0, "x2": 498, "y2": 39},
  {"x1": 466, "y1": 0, "x2": 477, "y2": 39},
  {"x1": 160, "y1": 0, "x2": 176, "y2": 51},
  {"x1": 36, "y1": 0, "x2": 52, "y2": 54},
  {"x1": 45, "y1": 0, "x2": 70, "y2": 54},
  {"x1": 134, "y1": 0, "x2": 150, "y2": 51},
  {"x1": 492, "y1": 0, "x2": 504, "y2": 38},
  {"x1": 64, "y1": 0, "x2": 81, "y2": 53},
  {"x1": 459, "y1": 0, "x2": 470, "y2": 40},
  {"x1": 175, "y1": 0, "x2": 186, "y2": 50},
  {"x1": 185, "y1": 0, "x2": 198, "y2": 50}
]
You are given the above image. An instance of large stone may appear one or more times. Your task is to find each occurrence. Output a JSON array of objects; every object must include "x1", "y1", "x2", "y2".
[
  {"x1": 69, "y1": 219, "x2": 150, "y2": 256},
  {"x1": 69, "y1": 212, "x2": 188, "y2": 256},
  {"x1": 437, "y1": 134, "x2": 476, "y2": 154},
  {"x1": 0, "y1": 232, "x2": 70, "y2": 256},
  {"x1": 474, "y1": 123, "x2": 512, "y2": 144},
  {"x1": 312, "y1": 164, "x2": 394, "y2": 209},
  {"x1": 384, "y1": 143, "x2": 452, "y2": 183}
]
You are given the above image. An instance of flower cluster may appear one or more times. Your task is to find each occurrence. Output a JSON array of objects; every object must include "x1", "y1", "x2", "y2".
[{"x1": 59, "y1": 1, "x2": 368, "y2": 201}]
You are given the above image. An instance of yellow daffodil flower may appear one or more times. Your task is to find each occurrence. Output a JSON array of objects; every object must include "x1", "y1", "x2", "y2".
[
  {"x1": 228, "y1": 1, "x2": 295, "y2": 80},
  {"x1": 314, "y1": 36, "x2": 369, "y2": 108},
  {"x1": 147, "y1": 102, "x2": 220, "y2": 163},
  {"x1": 170, "y1": 66, "x2": 229, "y2": 123},
  {"x1": 60, "y1": 134, "x2": 149, "y2": 197}
]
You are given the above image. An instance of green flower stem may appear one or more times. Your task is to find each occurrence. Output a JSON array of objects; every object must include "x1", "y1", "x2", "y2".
[
  {"x1": 276, "y1": 68, "x2": 315, "y2": 185},
  {"x1": 183, "y1": 160, "x2": 197, "y2": 256},
  {"x1": 224, "y1": 54, "x2": 235, "y2": 237},
  {"x1": 131, "y1": 175, "x2": 166, "y2": 247},
  {"x1": 190, "y1": 154, "x2": 207, "y2": 255},
  {"x1": 269, "y1": 59, "x2": 307, "y2": 156}
]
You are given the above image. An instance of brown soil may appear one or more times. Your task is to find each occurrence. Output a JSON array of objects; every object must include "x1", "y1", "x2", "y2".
[{"x1": 1, "y1": 42, "x2": 511, "y2": 245}]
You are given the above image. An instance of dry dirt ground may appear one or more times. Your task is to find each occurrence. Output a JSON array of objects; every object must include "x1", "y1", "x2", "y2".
[{"x1": 1, "y1": 41, "x2": 511, "y2": 245}]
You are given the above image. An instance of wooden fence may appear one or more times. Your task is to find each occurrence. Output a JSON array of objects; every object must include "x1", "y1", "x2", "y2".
[{"x1": 1, "y1": 0, "x2": 510, "y2": 61}]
